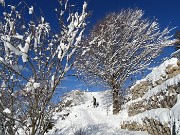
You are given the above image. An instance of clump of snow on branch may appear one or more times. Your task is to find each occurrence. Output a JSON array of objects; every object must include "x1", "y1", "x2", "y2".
[
  {"x1": 0, "y1": 5, "x2": 51, "y2": 62},
  {"x1": 25, "y1": 78, "x2": 40, "y2": 92},
  {"x1": 1, "y1": 35, "x2": 21, "y2": 56},
  {"x1": 51, "y1": 75, "x2": 55, "y2": 88},
  {"x1": 3, "y1": 108, "x2": 11, "y2": 114},
  {"x1": 29, "y1": 6, "x2": 34, "y2": 14},
  {"x1": 18, "y1": 35, "x2": 31, "y2": 62},
  {"x1": 55, "y1": 1, "x2": 87, "y2": 60},
  {"x1": 0, "y1": 0, "x2": 5, "y2": 6}
]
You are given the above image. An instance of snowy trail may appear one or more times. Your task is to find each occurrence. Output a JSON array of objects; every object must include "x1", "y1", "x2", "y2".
[
  {"x1": 77, "y1": 107, "x2": 97, "y2": 125},
  {"x1": 46, "y1": 92, "x2": 149, "y2": 135}
]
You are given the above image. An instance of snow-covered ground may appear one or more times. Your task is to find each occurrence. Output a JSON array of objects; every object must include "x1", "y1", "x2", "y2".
[
  {"x1": 46, "y1": 91, "x2": 149, "y2": 135},
  {"x1": 46, "y1": 58, "x2": 180, "y2": 135}
]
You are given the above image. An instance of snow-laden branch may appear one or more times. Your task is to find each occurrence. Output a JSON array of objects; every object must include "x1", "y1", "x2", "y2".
[{"x1": 0, "y1": 1, "x2": 88, "y2": 134}]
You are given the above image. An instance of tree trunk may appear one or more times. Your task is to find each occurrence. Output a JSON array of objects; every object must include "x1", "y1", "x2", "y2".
[{"x1": 112, "y1": 84, "x2": 120, "y2": 115}]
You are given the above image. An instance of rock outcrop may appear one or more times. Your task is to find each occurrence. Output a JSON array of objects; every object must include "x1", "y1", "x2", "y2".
[{"x1": 121, "y1": 58, "x2": 180, "y2": 135}]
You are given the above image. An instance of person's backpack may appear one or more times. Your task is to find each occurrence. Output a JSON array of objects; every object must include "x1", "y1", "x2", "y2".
[{"x1": 96, "y1": 102, "x2": 99, "y2": 107}]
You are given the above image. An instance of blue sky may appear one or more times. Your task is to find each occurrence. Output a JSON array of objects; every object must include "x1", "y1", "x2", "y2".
[
  {"x1": 4, "y1": 0, "x2": 178, "y2": 33},
  {"x1": 88, "y1": 0, "x2": 180, "y2": 30},
  {"x1": 1, "y1": 0, "x2": 180, "y2": 93},
  {"x1": 61, "y1": 0, "x2": 180, "y2": 92},
  {"x1": 2, "y1": 0, "x2": 180, "y2": 34}
]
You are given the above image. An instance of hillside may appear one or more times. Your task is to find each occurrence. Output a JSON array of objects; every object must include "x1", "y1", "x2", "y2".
[
  {"x1": 46, "y1": 58, "x2": 180, "y2": 135},
  {"x1": 46, "y1": 90, "x2": 148, "y2": 135},
  {"x1": 121, "y1": 58, "x2": 180, "y2": 135}
]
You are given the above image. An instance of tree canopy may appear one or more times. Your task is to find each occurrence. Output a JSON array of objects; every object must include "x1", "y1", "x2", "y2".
[{"x1": 75, "y1": 8, "x2": 174, "y2": 114}]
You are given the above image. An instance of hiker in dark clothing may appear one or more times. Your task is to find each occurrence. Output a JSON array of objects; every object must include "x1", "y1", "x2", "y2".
[{"x1": 93, "y1": 96, "x2": 96, "y2": 108}]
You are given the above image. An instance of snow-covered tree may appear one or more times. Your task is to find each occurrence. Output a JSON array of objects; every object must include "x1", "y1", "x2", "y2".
[
  {"x1": 0, "y1": 1, "x2": 87, "y2": 134},
  {"x1": 175, "y1": 30, "x2": 180, "y2": 41},
  {"x1": 75, "y1": 8, "x2": 174, "y2": 114}
]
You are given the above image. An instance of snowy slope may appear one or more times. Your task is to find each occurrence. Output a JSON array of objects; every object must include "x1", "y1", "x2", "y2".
[
  {"x1": 46, "y1": 58, "x2": 180, "y2": 135},
  {"x1": 46, "y1": 91, "x2": 149, "y2": 135},
  {"x1": 122, "y1": 58, "x2": 180, "y2": 134}
]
